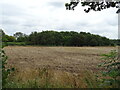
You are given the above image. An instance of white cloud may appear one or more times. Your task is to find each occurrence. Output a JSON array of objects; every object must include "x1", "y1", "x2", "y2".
[{"x1": 0, "y1": 0, "x2": 118, "y2": 39}]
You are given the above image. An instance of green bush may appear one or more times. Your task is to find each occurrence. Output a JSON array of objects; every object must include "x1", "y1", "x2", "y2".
[
  {"x1": 1, "y1": 46, "x2": 15, "y2": 88},
  {"x1": 6, "y1": 42, "x2": 26, "y2": 46},
  {"x1": 98, "y1": 50, "x2": 120, "y2": 88},
  {"x1": 2, "y1": 42, "x2": 8, "y2": 48}
]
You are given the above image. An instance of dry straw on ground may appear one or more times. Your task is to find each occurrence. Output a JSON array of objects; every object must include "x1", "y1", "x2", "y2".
[{"x1": 4, "y1": 46, "x2": 117, "y2": 88}]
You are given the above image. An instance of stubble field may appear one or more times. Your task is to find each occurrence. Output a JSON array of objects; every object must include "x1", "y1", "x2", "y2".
[{"x1": 4, "y1": 46, "x2": 117, "y2": 88}]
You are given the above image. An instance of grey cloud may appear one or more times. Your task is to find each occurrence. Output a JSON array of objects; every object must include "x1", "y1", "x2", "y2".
[
  {"x1": 1, "y1": 3, "x2": 27, "y2": 17},
  {"x1": 2, "y1": 17, "x2": 19, "y2": 25},
  {"x1": 105, "y1": 16, "x2": 118, "y2": 26},
  {"x1": 23, "y1": 24, "x2": 34, "y2": 27},
  {"x1": 91, "y1": 29, "x2": 111, "y2": 34},
  {"x1": 47, "y1": 2, "x2": 64, "y2": 8},
  {"x1": 76, "y1": 22, "x2": 90, "y2": 27},
  {"x1": 107, "y1": 20, "x2": 118, "y2": 26},
  {"x1": 89, "y1": 26, "x2": 118, "y2": 39},
  {"x1": 57, "y1": 27, "x2": 70, "y2": 30},
  {"x1": 22, "y1": 23, "x2": 39, "y2": 28},
  {"x1": 1, "y1": 3, "x2": 34, "y2": 26},
  {"x1": 0, "y1": 0, "x2": 118, "y2": 39}
]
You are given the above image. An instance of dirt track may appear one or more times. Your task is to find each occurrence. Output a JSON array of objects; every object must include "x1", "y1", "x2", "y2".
[{"x1": 4, "y1": 46, "x2": 117, "y2": 73}]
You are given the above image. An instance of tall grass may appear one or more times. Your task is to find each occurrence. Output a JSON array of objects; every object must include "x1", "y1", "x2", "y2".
[{"x1": 4, "y1": 67, "x2": 99, "y2": 88}]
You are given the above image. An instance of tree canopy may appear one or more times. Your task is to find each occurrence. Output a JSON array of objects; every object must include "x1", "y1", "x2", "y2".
[
  {"x1": 14, "y1": 32, "x2": 28, "y2": 42},
  {"x1": 8, "y1": 31, "x2": 117, "y2": 46},
  {"x1": 0, "y1": 29, "x2": 15, "y2": 42},
  {"x1": 2, "y1": 30, "x2": 120, "y2": 46},
  {"x1": 65, "y1": 0, "x2": 120, "y2": 13}
]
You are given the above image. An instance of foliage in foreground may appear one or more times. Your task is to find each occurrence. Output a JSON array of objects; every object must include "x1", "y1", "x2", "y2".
[
  {"x1": 1, "y1": 47, "x2": 15, "y2": 87},
  {"x1": 65, "y1": 0, "x2": 120, "y2": 13},
  {"x1": 98, "y1": 50, "x2": 120, "y2": 88}
]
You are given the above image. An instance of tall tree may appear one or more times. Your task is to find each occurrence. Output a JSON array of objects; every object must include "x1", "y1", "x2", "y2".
[
  {"x1": 14, "y1": 32, "x2": 24, "y2": 39},
  {"x1": 1, "y1": 30, "x2": 15, "y2": 42},
  {"x1": 23, "y1": 31, "x2": 113, "y2": 46},
  {"x1": 13, "y1": 32, "x2": 27, "y2": 42}
]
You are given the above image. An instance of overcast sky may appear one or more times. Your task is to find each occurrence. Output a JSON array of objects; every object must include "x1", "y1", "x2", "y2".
[{"x1": 0, "y1": 0, "x2": 118, "y2": 39}]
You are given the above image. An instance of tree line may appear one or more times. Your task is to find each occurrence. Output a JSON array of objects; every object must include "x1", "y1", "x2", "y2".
[{"x1": 1, "y1": 29, "x2": 119, "y2": 46}]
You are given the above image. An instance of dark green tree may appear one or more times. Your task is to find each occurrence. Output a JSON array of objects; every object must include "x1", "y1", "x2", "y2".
[
  {"x1": 22, "y1": 31, "x2": 112, "y2": 46},
  {"x1": 14, "y1": 32, "x2": 28, "y2": 42},
  {"x1": 1, "y1": 30, "x2": 15, "y2": 42},
  {"x1": 14, "y1": 32, "x2": 24, "y2": 39}
]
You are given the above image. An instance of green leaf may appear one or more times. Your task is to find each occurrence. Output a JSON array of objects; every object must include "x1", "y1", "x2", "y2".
[{"x1": 107, "y1": 69, "x2": 120, "y2": 78}]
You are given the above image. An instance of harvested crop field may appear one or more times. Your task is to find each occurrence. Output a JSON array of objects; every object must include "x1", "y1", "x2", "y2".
[
  {"x1": 4, "y1": 46, "x2": 117, "y2": 73},
  {"x1": 4, "y1": 46, "x2": 118, "y2": 88}
]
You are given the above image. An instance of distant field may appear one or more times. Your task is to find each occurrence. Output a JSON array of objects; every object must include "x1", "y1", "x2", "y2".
[
  {"x1": 4, "y1": 46, "x2": 117, "y2": 73},
  {"x1": 4, "y1": 46, "x2": 117, "y2": 88}
]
